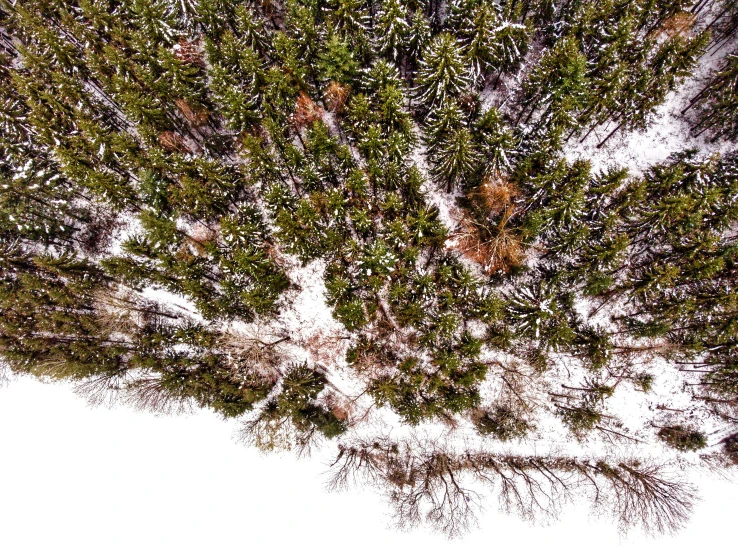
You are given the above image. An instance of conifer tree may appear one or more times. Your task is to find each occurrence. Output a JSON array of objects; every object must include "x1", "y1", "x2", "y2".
[
  {"x1": 415, "y1": 32, "x2": 470, "y2": 109},
  {"x1": 518, "y1": 36, "x2": 588, "y2": 138},
  {"x1": 406, "y1": 9, "x2": 432, "y2": 68},
  {"x1": 316, "y1": 34, "x2": 360, "y2": 86},
  {"x1": 448, "y1": 0, "x2": 498, "y2": 84},
  {"x1": 474, "y1": 107, "x2": 517, "y2": 176},
  {"x1": 690, "y1": 51, "x2": 738, "y2": 141},
  {"x1": 431, "y1": 125, "x2": 479, "y2": 191},
  {"x1": 375, "y1": 0, "x2": 410, "y2": 62},
  {"x1": 325, "y1": 0, "x2": 371, "y2": 57}
]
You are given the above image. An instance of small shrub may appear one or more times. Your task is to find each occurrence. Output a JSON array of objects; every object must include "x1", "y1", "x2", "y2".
[
  {"x1": 557, "y1": 404, "x2": 602, "y2": 435},
  {"x1": 658, "y1": 425, "x2": 707, "y2": 452},
  {"x1": 474, "y1": 405, "x2": 530, "y2": 440},
  {"x1": 634, "y1": 372, "x2": 654, "y2": 392},
  {"x1": 722, "y1": 433, "x2": 738, "y2": 464}
]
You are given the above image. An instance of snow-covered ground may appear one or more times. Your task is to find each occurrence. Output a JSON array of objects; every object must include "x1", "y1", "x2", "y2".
[
  {"x1": 563, "y1": 37, "x2": 737, "y2": 175},
  {"x1": 1, "y1": 376, "x2": 736, "y2": 552}
]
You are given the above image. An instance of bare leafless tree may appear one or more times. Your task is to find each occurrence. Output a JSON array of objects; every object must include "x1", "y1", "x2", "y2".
[
  {"x1": 237, "y1": 402, "x2": 323, "y2": 457},
  {"x1": 327, "y1": 443, "x2": 391, "y2": 491},
  {"x1": 590, "y1": 460, "x2": 696, "y2": 534},
  {"x1": 73, "y1": 369, "x2": 129, "y2": 408},
  {"x1": 327, "y1": 438, "x2": 697, "y2": 538},
  {"x1": 123, "y1": 375, "x2": 196, "y2": 416}
]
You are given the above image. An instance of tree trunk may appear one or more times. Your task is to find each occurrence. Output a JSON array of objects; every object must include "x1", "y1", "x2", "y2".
[{"x1": 596, "y1": 121, "x2": 623, "y2": 148}]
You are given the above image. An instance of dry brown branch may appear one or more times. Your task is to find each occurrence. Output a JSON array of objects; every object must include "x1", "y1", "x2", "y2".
[
  {"x1": 655, "y1": 13, "x2": 696, "y2": 39},
  {"x1": 392, "y1": 451, "x2": 482, "y2": 537},
  {"x1": 299, "y1": 330, "x2": 350, "y2": 366},
  {"x1": 291, "y1": 91, "x2": 323, "y2": 130},
  {"x1": 123, "y1": 376, "x2": 196, "y2": 416},
  {"x1": 77, "y1": 204, "x2": 120, "y2": 255},
  {"x1": 173, "y1": 36, "x2": 204, "y2": 66},
  {"x1": 158, "y1": 131, "x2": 190, "y2": 153},
  {"x1": 324, "y1": 81, "x2": 350, "y2": 113},
  {"x1": 73, "y1": 369, "x2": 128, "y2": 408},
  {"x1": 220, "y1": 330, "x2": 289, "y2": 379},
  {"x1": 327, "y1": 442, "x2": 395, "y2": 491},
  {"x1": 348, "y1": 337, "x2": 400, "y2": 378},
  {"x1": 485, "y1": 359, "x2": 543, "y2": 412},
  {"x1": 471, "y1": 176, "x2": 520, "y2": 216},
  {"x1": 175, "y1": 98, "x2": 210, "y2": 126},
  {"x1": 0, "y1": 362, "x2": 10, "y2": 387},
  {"x1": 453, "y1": 206, "x2": 524, "y2": 274},
  {"x1": 596, "y1": 461, "x2": 697, "y2": 535},
  {"x1": 721, "y1": 432, "x2": 738, "y2": 465},
  {"x1": 238, "y1": 407, "x2": 321, "y2": 457}
]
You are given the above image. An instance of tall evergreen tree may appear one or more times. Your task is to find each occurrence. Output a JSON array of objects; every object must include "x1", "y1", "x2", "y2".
[{"x1": 415, "y1": 32, "x2": 470, "y2": 109}]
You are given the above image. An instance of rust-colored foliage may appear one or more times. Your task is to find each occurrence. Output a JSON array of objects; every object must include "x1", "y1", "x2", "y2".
[
  {"x1": 329, "y1": 397, "x2": 350, "y2": 421},
  {"x1": 656, "y1": 13, "x2": 695, "y2": 39},
  {"x1": 291, "y1": 91, "x2": 323, "y2": 130},
  {"x1": 174, "y1": 36, "x2": 204, "y2": 66},
  {"x1": 258, "y1": 0, "x2": 277, "y2": 17},
  {"x1": 325, "y1": 81, "x2": 350, "y2": 113},
  {"x1": 175, "y1": 224, "x2": 216, "y2": 261},
  {"x1": 458, "y1": 92, "x2": 479, "y2": 114},
  {"x1": 454, "y1": 215, "x2": 523, "y2": 274},
  {"x1": 174, "y1": 243, "x2": 195, "y2": 262},
  {"x1": 453, "y1": 176, "x2": 524, "y2": 274},
  {"x1": 187, "y1": 223, "x2": 217, "y2": 255},
  {"x1": 470, "y1": 176, "x2": 520, "y2": 215},
  {"x1": 158, "y1": 130, "x2": 189, "y2": 153},
  {"x1": 175, "y1": 98, "x2": 210, "y2": 126}
]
